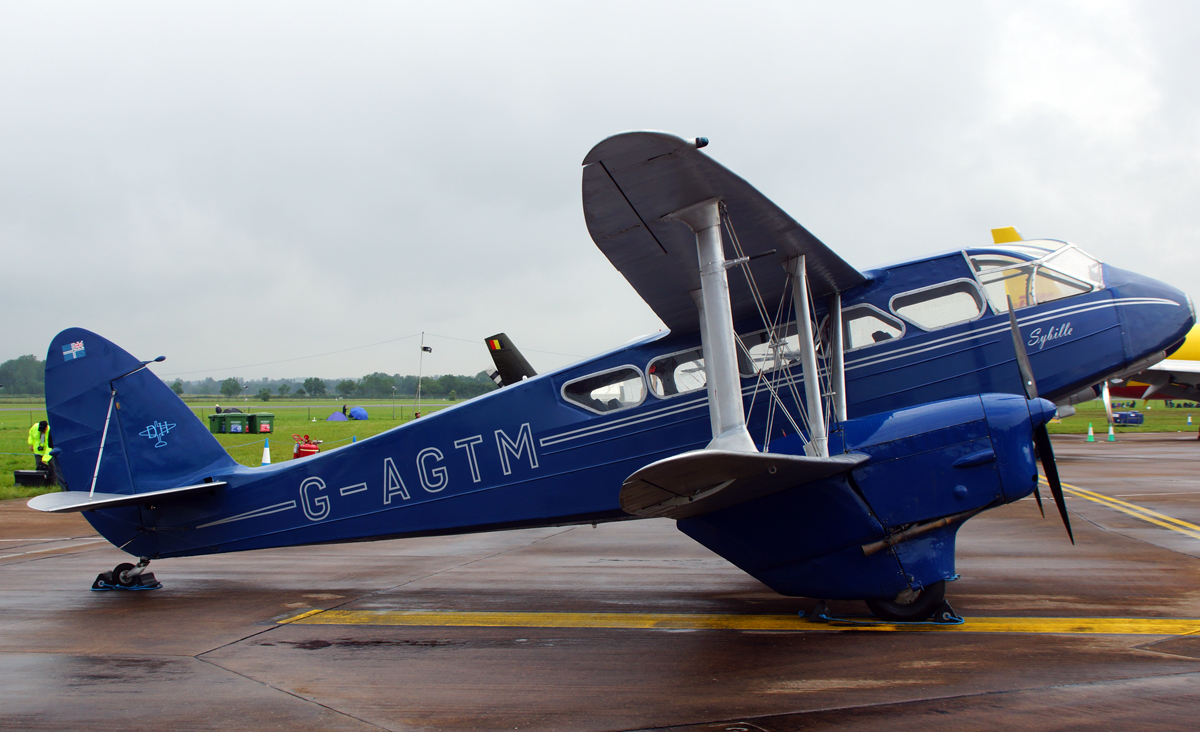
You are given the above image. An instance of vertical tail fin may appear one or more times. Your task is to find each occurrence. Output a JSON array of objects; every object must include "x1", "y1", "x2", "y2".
[
  {"x1": 45, "y1": 328, "x2": 236, "y2": 495},
  {"x1": 484, "y1": 332, "x2": 537, "y2": 387}
]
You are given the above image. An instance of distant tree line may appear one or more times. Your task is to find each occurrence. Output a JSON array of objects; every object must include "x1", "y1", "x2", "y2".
[
  {"x1": 1, "y1": 354, "x2": 497, "y2": 403},
  {"x1": 169, "y1": 371, "x2": 497, "y2": 401},
  {"x1": 0, "y1": 355, "x2": 43, "y2": 395}
]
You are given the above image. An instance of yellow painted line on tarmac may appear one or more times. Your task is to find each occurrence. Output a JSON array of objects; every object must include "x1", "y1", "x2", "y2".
[
  {"x1": 281, "y1": 609, "x2": 1200, "y2": 635},
  {"x1": 278, "y1": 608, "x2": 327, "y2": 624},
  {"x1": 1041, "y1": 478, "x2": 1200, "y2": 540}
]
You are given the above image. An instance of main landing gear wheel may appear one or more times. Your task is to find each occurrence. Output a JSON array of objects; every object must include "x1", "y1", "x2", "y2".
[
  {"x1": 865, "y1": 580, "x2": 946, "y2": 621},
  {"x1": 111, "y1": 563, "x2": 137, "y2": 587}
]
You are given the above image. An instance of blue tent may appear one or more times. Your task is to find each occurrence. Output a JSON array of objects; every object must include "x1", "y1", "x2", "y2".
[
  {"x1": 349, "y1": 406, "x2": 369, "y2": 420},
  {"x1": 326, "y1": 411, "x2": 348, "y2": 421}
]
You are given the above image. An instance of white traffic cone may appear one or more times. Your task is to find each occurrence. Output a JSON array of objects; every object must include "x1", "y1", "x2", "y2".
[
  {"x1": 1108, "y1": 424, "x2": 1116, "y2": 442},
  {"x1": 1086, "y1": 423, "x2": 1094, "y2": 442},
  {"x1": 262, "y1": 438, "x2": 271, "y2": 465}
]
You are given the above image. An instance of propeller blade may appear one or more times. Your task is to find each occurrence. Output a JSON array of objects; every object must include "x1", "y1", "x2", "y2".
[
  {"x1": 1029, "y1": 432, "x2": 1046, "y2": 516},
  {"x1": 1031, "y1": 480, "x2": 1045, "y2": 518},
  {"x1": 1101, "y1": 380, "x2": 1114, "y2": 425},
  {"x1": 1032, "y1": 423, "x2": 1074, "y2": 544},
  {"x1": 1007, "y1": 296, "x2": 1038, "y2": 400}
]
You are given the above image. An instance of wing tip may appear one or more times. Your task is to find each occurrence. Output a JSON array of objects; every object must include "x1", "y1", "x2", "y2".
[{"x1": 582, "y1": 130, "x2": 700, "y2": 166}]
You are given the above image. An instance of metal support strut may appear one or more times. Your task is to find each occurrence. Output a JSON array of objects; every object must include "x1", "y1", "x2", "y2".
[
  {"x1": 786, "y1": 256, "x2": 828, "y2": 457},
  {"x1": 667, "y1": 197, "x2": 756, "y2": 454},
  {"x1": 829, "y1": 291, "x2": 847, "y2": 423}
]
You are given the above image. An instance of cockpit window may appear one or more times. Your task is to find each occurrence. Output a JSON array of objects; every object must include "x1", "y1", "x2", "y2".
[
  {"x1": 890, "y1": 280, "x2": 986, "y2": 331},
  {"x1": 1041, "y1": 246, "x2": 1104, "y2": 288},
  {"x1": 843, "y1": 304, "x2": 905, "y2": 350},
  {"x1": 1032, "y1": 268, "x2": 1093, "y2": 305},
  {"x1": 971, "y1": 255, "x2": 1034, "y2": 311},
  {"x1": 989, "y1": 242, "x2": 1064, "y2": 259},
  {"x1": 970, "y1": 243, "x2": 1101, "y2": 312},
  {"x1": 648, "y1": 348, "x2": 706, "y2": 398},
  {"x1": 563, "y1": 366, "x2": 646, "y2": 414}
]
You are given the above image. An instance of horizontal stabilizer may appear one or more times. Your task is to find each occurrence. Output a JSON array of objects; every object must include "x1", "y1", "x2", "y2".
[
  {"x1": 582, "y1": 131, "x2": 866, "y2": 331},
  {"x1": 27, "y1": 481, "x2": 226, "y2": 514},
  {"x1": 620, "y1": 450, "x2": 868, "y2": 520}
]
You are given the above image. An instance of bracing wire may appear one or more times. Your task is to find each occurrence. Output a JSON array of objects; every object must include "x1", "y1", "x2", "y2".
[
  {"x1": 721, "y1": 203, "x2": 839, "y2": 453},
  {"x1": 736, "y1": 335, "x2": 807, "y2": 442}
]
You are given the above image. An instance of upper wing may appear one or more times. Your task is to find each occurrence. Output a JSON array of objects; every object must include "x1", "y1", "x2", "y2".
[{"x1": 582, "y1": 131, "x2": 866, "y2": 332}]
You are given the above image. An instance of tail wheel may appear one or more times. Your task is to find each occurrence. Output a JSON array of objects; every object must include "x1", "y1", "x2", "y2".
[{"x1": 865, "y1": 580, "x2": 946, "y2": 622}]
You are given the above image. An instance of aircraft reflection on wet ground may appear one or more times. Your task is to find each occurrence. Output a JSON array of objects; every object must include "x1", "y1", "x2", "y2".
[{"x1": 3, "y1": 434, "x2": 1200, "y2": 731}]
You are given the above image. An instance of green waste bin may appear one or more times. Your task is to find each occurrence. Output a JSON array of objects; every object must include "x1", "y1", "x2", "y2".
[
  {"x1": 248, "y1": 413, "x2": 274, "y2": 434},
  {"x1": 223, "y1": 412, "x2": 250, "y2": 435},
  {"x1": 208, "y1": 413, "x2": 227, "y2": 434}
]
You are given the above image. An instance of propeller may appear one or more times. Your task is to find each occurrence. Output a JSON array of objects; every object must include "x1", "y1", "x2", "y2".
[{"x1": 1008, "y1": 297, "x2": 1074, "y2": 543}]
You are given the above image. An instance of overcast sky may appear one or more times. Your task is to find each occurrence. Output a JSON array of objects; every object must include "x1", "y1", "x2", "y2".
[{"x1": 3, "y1": 1, "x2": 1197, "y2": 383}]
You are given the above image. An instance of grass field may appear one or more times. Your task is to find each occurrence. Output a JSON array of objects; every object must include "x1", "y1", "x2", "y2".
[
  {"x1": 0, "y1": 398, "x2": 449, "y2": 501},
  {"x1": 1048, "y1": 398, "x2": 1198, "y2": 436},
  {"x1": 3, "y1": 395, "x2": 1196, "y2": 502}
]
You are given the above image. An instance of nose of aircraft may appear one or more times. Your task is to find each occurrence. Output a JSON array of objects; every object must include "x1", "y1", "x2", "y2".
[{"x1": 1103, "y1": 263, "x2": 1195, "y2": 360}]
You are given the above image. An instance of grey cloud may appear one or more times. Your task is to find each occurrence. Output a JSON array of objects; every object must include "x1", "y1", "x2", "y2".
[{"x1": 2, "y1": 1, "x2": 1195, "y2": 380}]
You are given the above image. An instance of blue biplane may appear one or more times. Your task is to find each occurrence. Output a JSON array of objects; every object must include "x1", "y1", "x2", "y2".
[{"x1": 31, "y1": 132, "x2": 1194, "y2": 620}]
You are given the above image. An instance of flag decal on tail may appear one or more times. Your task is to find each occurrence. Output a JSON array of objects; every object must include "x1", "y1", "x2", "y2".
[{"x1": 62, "y1": 341, "x2": 86, "y2": 361}]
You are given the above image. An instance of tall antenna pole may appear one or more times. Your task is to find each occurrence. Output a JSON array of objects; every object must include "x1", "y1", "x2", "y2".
[{"x1": 416, "y1": 331, "x2": 424, "y2": 417}]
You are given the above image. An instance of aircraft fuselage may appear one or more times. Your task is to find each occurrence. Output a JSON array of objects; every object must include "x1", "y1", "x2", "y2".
[{"x1": 84, "y1": 241, "x2": 1192, "y2": 586}]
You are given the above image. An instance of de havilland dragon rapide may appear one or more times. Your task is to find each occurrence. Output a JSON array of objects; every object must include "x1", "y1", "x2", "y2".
[{"x1": 32, "y1": 132, "x2": 1194, "y2": 621}]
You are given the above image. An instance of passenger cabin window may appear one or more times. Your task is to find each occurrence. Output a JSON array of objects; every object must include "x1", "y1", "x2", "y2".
[
  {"x1": 563, "y1": 367, "x2": 646, "y2": 414},
  {"x1": 739, "y1": 326, "x2": 803, "y2": 375},
  {"x1": 890, "y1": 280, "x2": 985, "y2": 331},
  {"x1": 843, "y1": 305, "x2": 905, "y2": 350},
  {"x1": 648, "y1": 349, "x2": 706, "y2": 398}
]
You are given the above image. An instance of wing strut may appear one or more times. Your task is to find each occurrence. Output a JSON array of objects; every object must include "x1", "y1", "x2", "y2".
[
  {"x1": 690, "y1": 289, "x2": 723, "y2": 440},
  {"x1": 829, "y1": 291, "x2": 847, "y2": 422},
  {"x1": 786, "y1": 256, "x2": 828, "y2": 457},
  {"x1": 665, "y1": 197, "x2": 756, "y2": 453}
]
